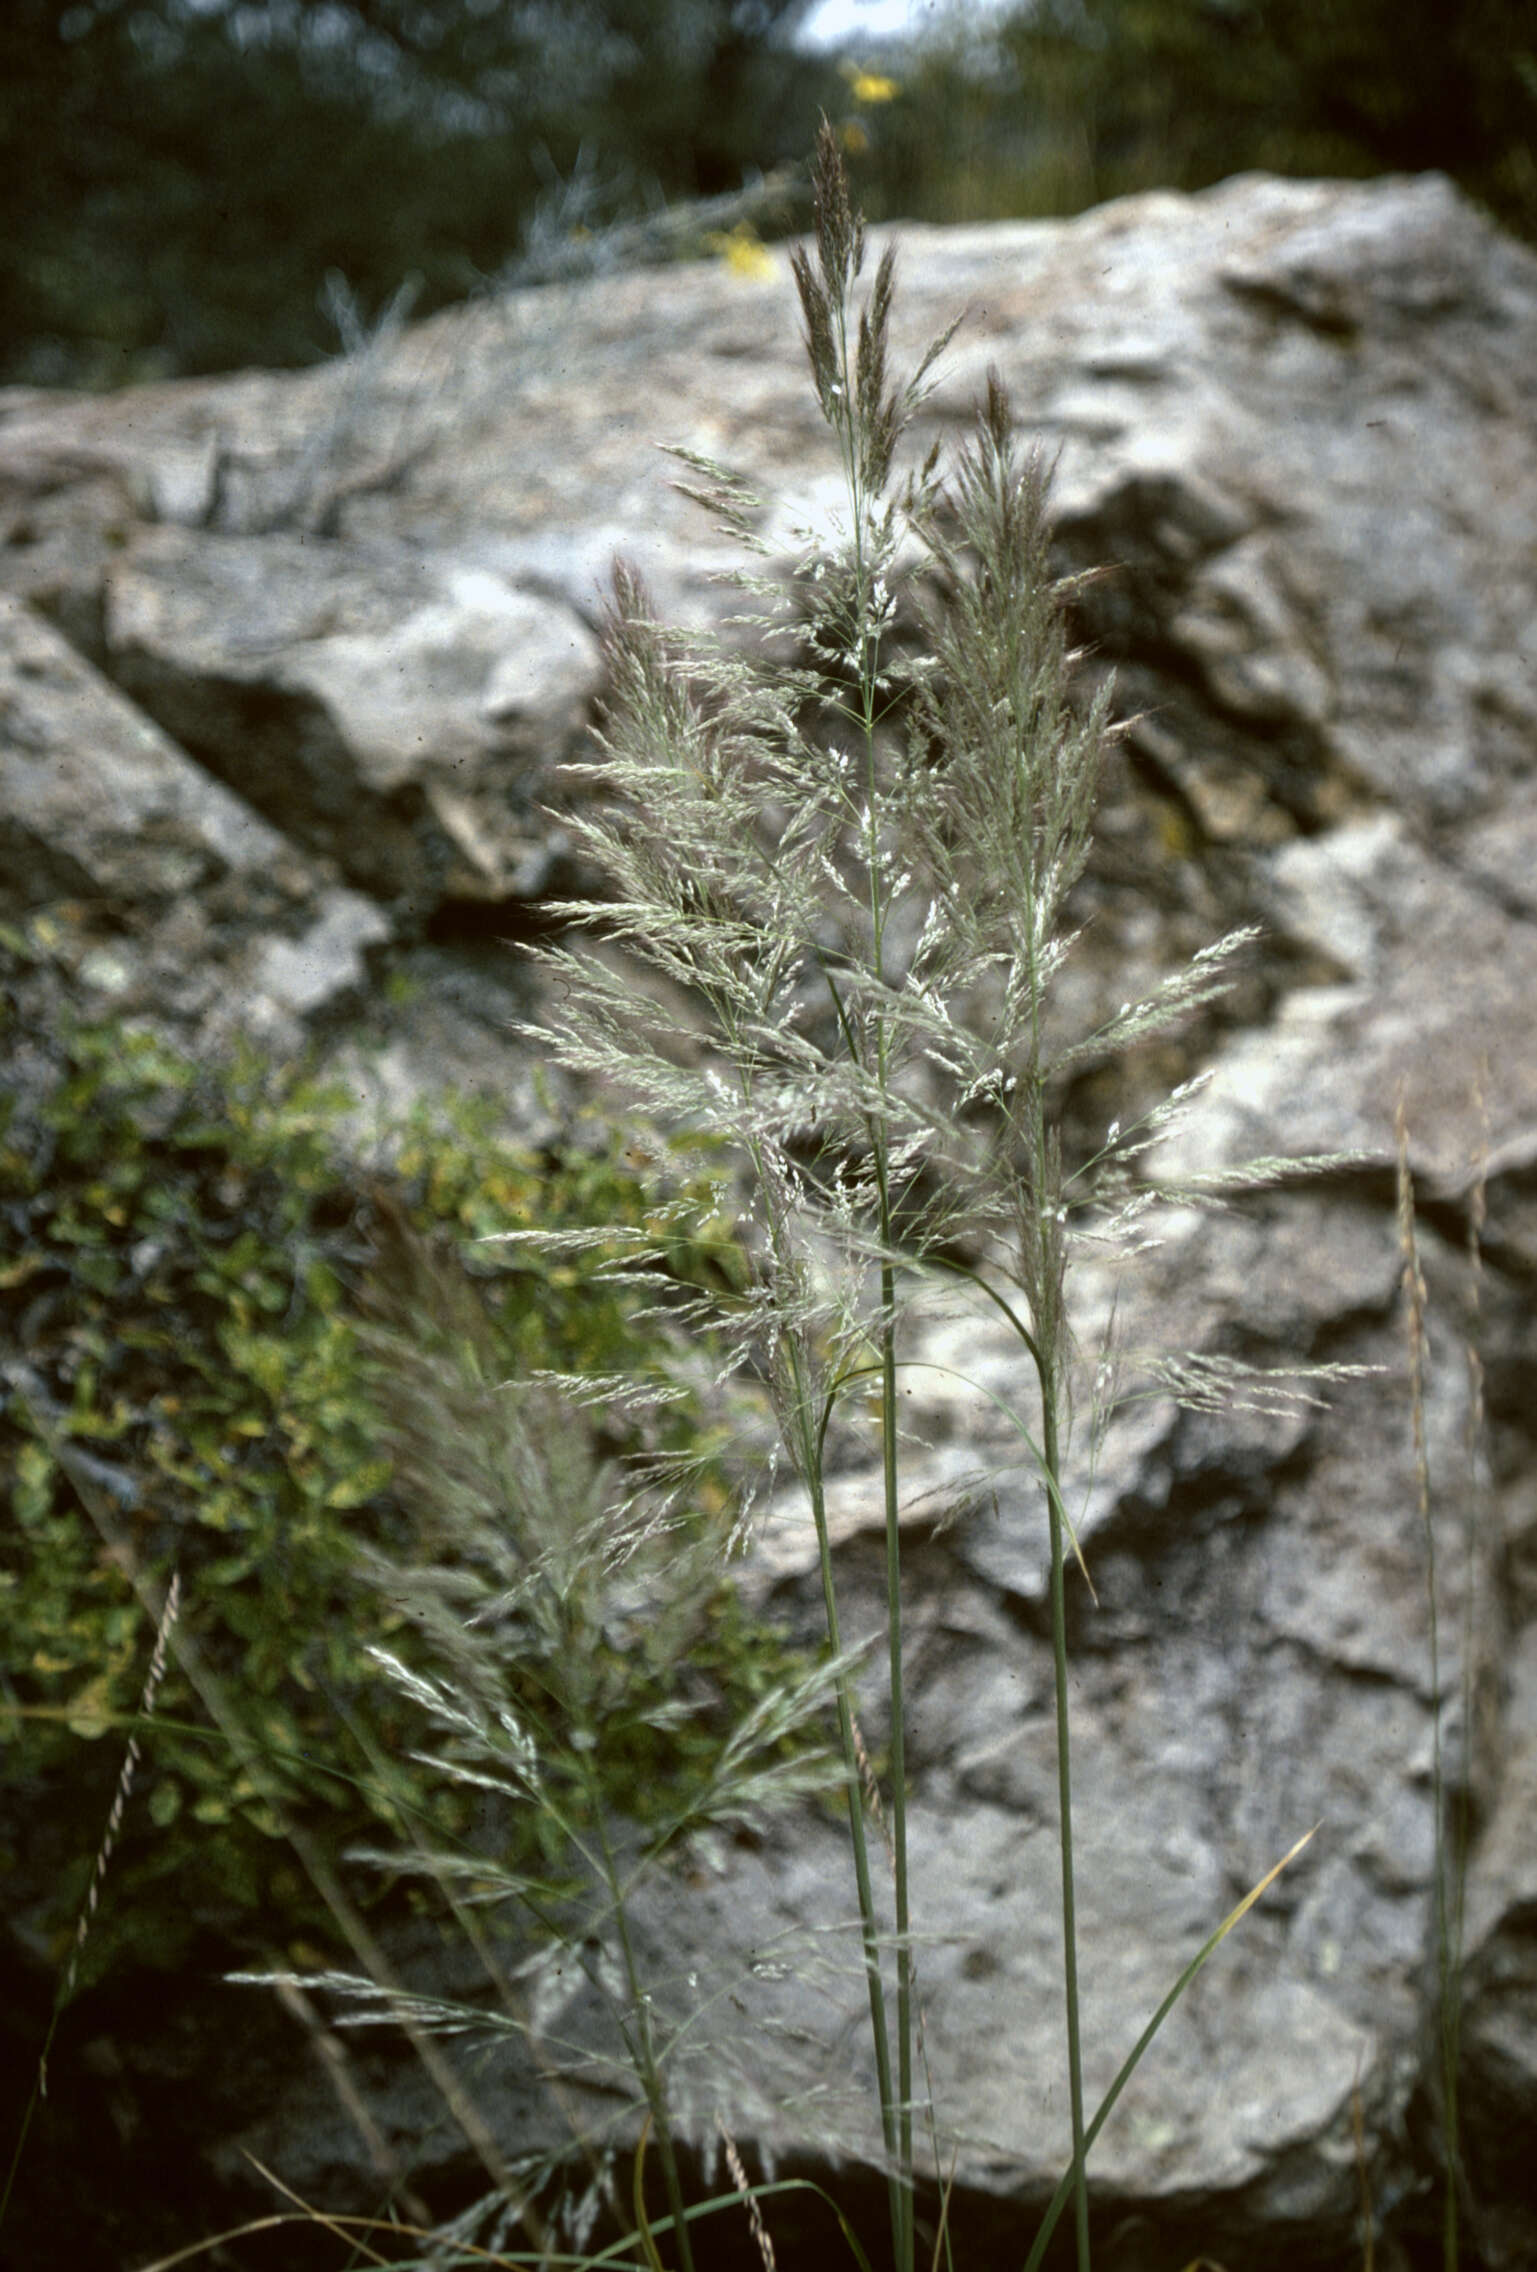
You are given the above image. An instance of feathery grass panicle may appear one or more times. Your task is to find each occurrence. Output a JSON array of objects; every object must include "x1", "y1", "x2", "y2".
[
  {"x1": 720, "y1": 2120, "x2": 779, "y2": 2272},
  {"x1": 497, "y1": 124, "x2": 1352, "y2": 2272},
  {"x1": 198, "y1": 128, "x2": 1357, "y2": 2272}
]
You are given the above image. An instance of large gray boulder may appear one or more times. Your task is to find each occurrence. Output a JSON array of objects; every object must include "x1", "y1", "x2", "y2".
[{"x1": 2, "y1": 169, "x2": 1535, "y2": 2270}]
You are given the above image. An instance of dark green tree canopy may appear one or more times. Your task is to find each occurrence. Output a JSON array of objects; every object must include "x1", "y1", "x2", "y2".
[
  {"x1": 863, "y1": 0, "x2": 1536, "y2": 245},
  {"x1": 5, "y1": 0, "x2": 1531, "y2": 387},
  {"x1": 2, "y1": 0, "x2": 827, "y2": 383}
]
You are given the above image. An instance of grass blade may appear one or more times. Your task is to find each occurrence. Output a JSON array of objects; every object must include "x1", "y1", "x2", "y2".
[{"x1": 1021, "y1": 1826, "x2": 1319, "y2": 2272}]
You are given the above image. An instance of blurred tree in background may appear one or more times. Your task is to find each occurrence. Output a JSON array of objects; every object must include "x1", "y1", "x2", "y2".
[
  {"x1": 866, "y1": 0, "x2": 1537, "y2": 242},
  {"x1": 0, "y1": 0, "x2": 832, "y2": 385},
  {"x1": 4, "y1": 0, "x2": 1532, "y2": 390}
]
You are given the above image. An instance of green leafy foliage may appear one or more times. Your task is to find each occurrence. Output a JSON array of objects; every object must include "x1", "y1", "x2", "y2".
[
  {"x1": 859, "y1": 0, "x2": 1537, "y2": 241},
  {"x1": 0, "y1": 0, "x2": 839, "y2": 386},
  {"x1": 12, "y1": 0, "x2": 1531, "y2": 391},
  {"x1": 0, "y1": 978, "x2": 799, "y2": 1986}
]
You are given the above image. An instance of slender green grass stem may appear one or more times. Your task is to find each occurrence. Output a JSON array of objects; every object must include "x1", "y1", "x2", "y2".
[
  {"x1": 786, "y1": 1301, "x2": 904, "y2": 2256},
  {"x1": 860, "y1": 691, "x2": 914, "y2": 2272},
  {"x1": 593, "y1": 1800, "x2": 698, "y2": 2272},
  {"x1": 1020, "y1": 1826, "x2": 1317, "y2": 2272},
  {"x1": 748, "y1": 1114, "x2": 904, "y2": 2251},
  {"x1": 829, "y1": 258, "x2": 918, "y2": 2272},
  {"x1": 1396, "y1": 1105, "x2": 1466, "y2": 2272},
  {"x1": 1040, "y1": 1365, "x2": 1090, "y2": 2272},
  {"x1": 879, "y1": 1262, "x2": 915, "y2": 2272},
  {"x1": 804, "y1": 1444, "x2": 906, "y2": 2252},
  {"x1": 1004, "y1": 669, "x2": 1091, "y2": 2271}
]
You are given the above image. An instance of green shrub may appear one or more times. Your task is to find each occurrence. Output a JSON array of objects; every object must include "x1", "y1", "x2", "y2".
[{"x1": 0, "y1": 952, "x2": 800, "y2": 1986}]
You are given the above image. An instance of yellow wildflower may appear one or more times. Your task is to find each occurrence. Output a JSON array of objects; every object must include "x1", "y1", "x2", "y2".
[
  {"x1": 706, "y1": 223, "x2": 776, "y2": 281},
  {"x1": 842, "y1": 62, "x2": 900, "y2": 103}
]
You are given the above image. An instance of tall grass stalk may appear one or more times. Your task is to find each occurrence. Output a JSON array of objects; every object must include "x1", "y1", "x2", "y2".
[
  {"x1": 1395, "y1": 1088, "x2": 1482, "y2": 2270},
  {"x1": 512, "y1": 123, "x2": 1350, "y2": 2272},
  {"x1": 0, "y1": 1568, "x2": 180, "y2": 2239}
]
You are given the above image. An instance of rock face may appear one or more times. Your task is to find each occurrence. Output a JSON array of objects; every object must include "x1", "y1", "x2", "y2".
[{"x1": 3, "y1": 170, "x2": 1536, "y2": 2270}]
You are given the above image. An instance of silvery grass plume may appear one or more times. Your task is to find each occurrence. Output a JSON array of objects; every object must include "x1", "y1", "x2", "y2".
[
  {"x1": 495, "y1": 125, "x2": 1361, "y2": 2272},
  {"x1": 226, "y1": 1182, "x2": 853, "y2": 2272}
]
